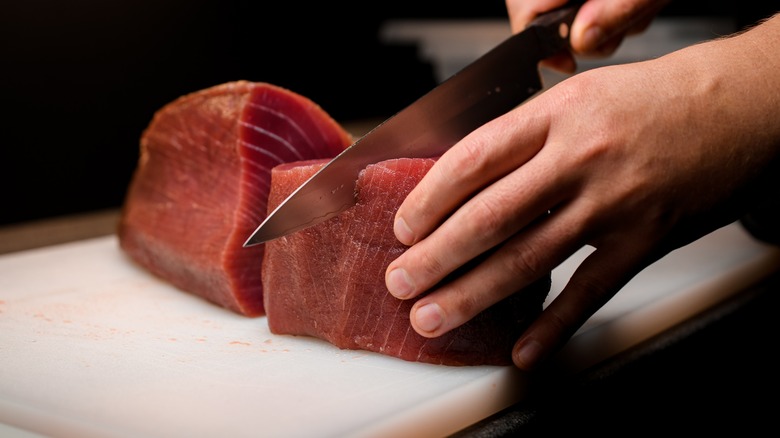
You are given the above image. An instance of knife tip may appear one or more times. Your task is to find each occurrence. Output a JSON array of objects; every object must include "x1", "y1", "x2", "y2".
[{"x1": 242, "y1": 233, "x2": 264, "y2": 248}]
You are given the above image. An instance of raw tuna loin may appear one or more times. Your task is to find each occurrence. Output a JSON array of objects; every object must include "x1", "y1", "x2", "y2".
[
  {"x1": 263, "y1": 158, "x2": 551, "y2": 366},
  {"x1": 119, "y1": 81, "x2": 352, "y2": 316}
]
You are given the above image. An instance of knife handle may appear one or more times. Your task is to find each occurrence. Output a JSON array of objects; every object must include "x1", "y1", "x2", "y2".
[{"x1": 528, "y1": 2, "x2": 582, "y2": 55}]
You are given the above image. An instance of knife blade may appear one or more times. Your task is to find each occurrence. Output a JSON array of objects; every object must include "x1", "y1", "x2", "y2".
[{"x1": 244, "y1": 4, "x2": 579, "y2": 247}]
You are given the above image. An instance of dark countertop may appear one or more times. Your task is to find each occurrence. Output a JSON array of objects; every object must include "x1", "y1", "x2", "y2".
[{"x1": 456, "y1": 269, "x2": 780, "y2": 436}]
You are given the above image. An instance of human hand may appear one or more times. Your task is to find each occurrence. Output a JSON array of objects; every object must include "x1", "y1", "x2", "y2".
[
  {"x1": 506, "y1": 0, "x2": 671, "y2": 72},
  {"x1": 385, "y1": 15, "x2": 780, "y2": 370}
]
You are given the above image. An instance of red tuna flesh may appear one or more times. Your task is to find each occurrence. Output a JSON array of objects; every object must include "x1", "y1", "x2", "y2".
[
  {"x1": 119, "y1": 81, "x2": 352, "y2": 316},
  {"x1": 263, "y1": 158, "x2": 550, "y2": 366}
]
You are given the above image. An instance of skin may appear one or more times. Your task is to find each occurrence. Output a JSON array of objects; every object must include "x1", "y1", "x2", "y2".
[{"x1": 385, "y1": 0, "x2": 780, "y2": 370}]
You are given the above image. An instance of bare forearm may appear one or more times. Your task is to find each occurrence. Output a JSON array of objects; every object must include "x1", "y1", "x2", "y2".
[{"x1": 385, "y1": 12, "x2": 780, "y2": 370}]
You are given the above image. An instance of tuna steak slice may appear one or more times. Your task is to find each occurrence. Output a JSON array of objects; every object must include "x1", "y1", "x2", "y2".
[
  {"x1": 119, "y1": 81, "x2": 352, "y2": 316},
  {"x1": 263, "y1": 158, "x2": 550, "y2": 366}
]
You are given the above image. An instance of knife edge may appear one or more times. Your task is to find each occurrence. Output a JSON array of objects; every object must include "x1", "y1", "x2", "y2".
[{"x1": 244, "y1": 4, "x2": 579, "y2": 247}]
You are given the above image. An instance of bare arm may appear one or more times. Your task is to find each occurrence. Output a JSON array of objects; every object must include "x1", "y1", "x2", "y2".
[{"x1": 385, "y1": 10, "x2": 780, "y2": 370}]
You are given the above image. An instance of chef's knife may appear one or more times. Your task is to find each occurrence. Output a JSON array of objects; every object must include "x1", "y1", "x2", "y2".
[{"x1": 244, "y1": 4, "x2": 580, "y2": 247}]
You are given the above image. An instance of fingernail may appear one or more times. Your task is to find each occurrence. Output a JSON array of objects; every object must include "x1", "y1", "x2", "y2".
[
  {"x1": 394, "y1": 216, "x2": 414, "y2": 245},
  {"x1": 414, "y1": 303, "x2": 444, "y2": 333},
  {"x1": 581, "y1": 26, "x2": 604, "y2": 51},
  {"x1": 386, "y1": 268, "x2": 415, "y2": 299},
  {"x1": 514, "y1": 339, "x2": 543, "y2": 370}
]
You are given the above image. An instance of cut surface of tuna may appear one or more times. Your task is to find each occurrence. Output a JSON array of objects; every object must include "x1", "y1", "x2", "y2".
[
  {"x1": 119, "y1": 81, "x2": 352, "y2": 316},
  {"x1": 262, "y1": 158, "x2": 550, "y2": 366}
]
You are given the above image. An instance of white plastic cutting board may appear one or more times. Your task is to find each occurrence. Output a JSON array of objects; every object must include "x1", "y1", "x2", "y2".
[{"x1": 1, "y1": 222, "x2": 778, "y2": 438}]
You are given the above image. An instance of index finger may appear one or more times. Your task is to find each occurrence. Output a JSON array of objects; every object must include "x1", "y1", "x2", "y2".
[{"x1": 393, "y1": 104, "x2": 549, "y2": 246}]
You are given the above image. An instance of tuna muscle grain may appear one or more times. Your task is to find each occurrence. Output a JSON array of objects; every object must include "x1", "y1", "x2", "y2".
[
  {"x1": 119, "y1": 81, "x2": 352, "y2": 316},
  {"x1": 263, "y1": 158, "x2": 550, "y2": 366}
]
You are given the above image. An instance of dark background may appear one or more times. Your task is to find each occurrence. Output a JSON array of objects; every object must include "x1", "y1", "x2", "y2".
[
  {"x1": 1, "y1": 1, "x2": 777, "y2": 434},
  {"x1": 0, "y1": 1, "x2": 767, "y2": 226}
]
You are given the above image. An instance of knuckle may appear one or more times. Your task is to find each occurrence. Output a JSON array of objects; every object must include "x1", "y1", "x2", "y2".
[
  {"x1": 416, "y1": 248, "x2": 446, "y2": 284},
  {"x1": 442, "y1": 136, "x2": 494, "y2": 188},
  {"x1": 467, "y1": 196, "x2": 508, "y2": 237},
  {"x1": 433, "y1": 284, "x2": 492, "y2": 331},
  {"x1": 574, "y1": 272, "x2": 614, "y2": 304},
  {"x1": 541, "y1": 306, "x2": 569, "y2": 338},
  {"x1": 451, "y1": 138, "x2": 486, "y2": 172},
  {"x1": 504, "y1": 240, "x2": 545, "y2": 281},
  {"x1": 451, "y1": 288, "x2": 484, "y2": 321}
]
